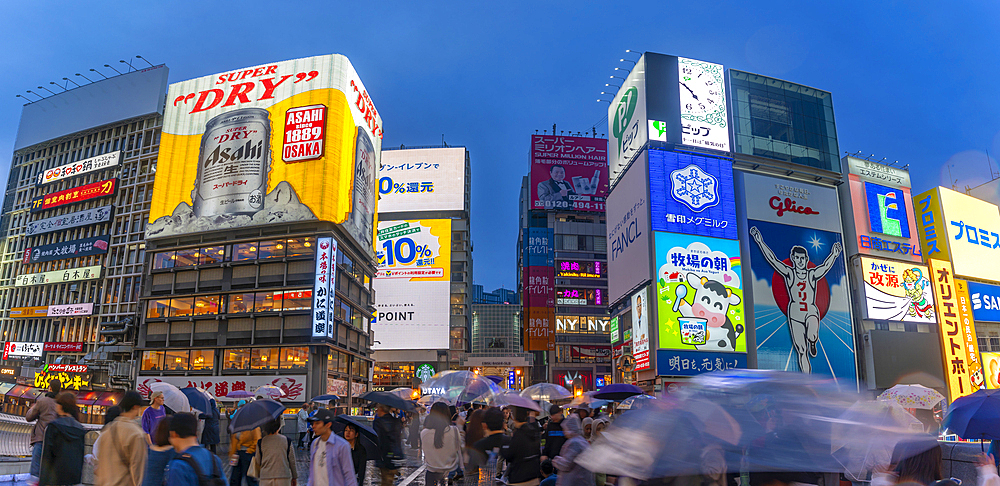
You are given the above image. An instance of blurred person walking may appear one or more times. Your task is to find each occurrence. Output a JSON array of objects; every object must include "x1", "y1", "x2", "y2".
[
  {"x1": 142, "y1": 390, "x2": 167, "y2": 444},
  {"x1": 165, "y1": 412, "x2": 227, "y2": 486},
  {"x1": 250, "y1": 417, "x2": 297, "y2": 486},
  {"x1": 97, "y1": 391, "x2": 149, "y2": 486},
  {"x1": 26, "y1": 379, "x2": 61, "y2": 483},
  {"x1": 307, "y1": 409, "x2": 357, "y2": 486},
  {"x1": 500, "y1": 407, "x2": 542, "y2": 486},
  {"x1": 469, "y1": 409, "x2": 510, "y2": 486},
  {"x1": 373, "y1": 405, "x2": 403, "y2": 486},
  {"x1": 38, "y1": 392, "x2": 86, "y2": 486},
  {"x1": 230, "y1": 425, "x2": 262, "y2": 486},
  {"x1": 297, "y1": 403, "x2": 311, "y2": 449},
  {"x1": 581, "y1": 417, "x2": 593, "y2": 442},
  {"x1": 407, "y1": 410, "x2": 421, "y2": 450},
  {"x1": 421, "y1": 402, "x2": 463, "y2": 486},
  {"x1": 540, "y1": 405, "x2": 565, "y2": 463},
  {"x1": 142, "y1": 416, "x2": 176, "y2": 486},
  {"x1": 84, "y1": 405, "x2": 121, "y2": 475},
  {"x1": 552, "y1": 415, "x2": 594, "y2": 486},
  {"x1": 202, "y1": 401, "x2": 222, "y2": 455}
]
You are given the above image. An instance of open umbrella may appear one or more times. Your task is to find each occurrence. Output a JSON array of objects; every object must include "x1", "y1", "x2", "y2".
[
  {"x1": 149, "y1": 382, "x2": 191, "y2": 413},
  {"x1": 180, "y1": 387, "x2": 214, "y2": 414},
  {"x1": 333, "y1": 415, "x2": 379, "y2": 457},
  {"x1": 521, "y1": 383, "x2": 573, "y2": 401},
  {"x1": 495, "y1": 392, "x2": 543, "y2": 412},
  {"x1": 388, "y1": 388, "x2": 418, "y2": 400},
  {"x1": 359, "y1": 391, "x2": 415, "y2": 412},
  {"x1": 485, "y1": 375, "x2": 504, "y2": 385},
  {"x1": 255, "y1": 385, "x2": 286, "y2": 400},
  {"x1": 833, "y1": 400, "x2": 925, "y2": 480},
  {"x1": 226, "y1": 390, "x2": 254, "y2": 400},
  {"x1": 311, "y1": 394, "x2": 340, "y2": 403},
  {"x1": 419, "y1": 370, "x2": 504, "y2": 405},
  {"x1": 593, "y1": 383, "x2": 643, "y2": 401},
  {"x1": 878, "y1": 384, "x2": 945, "y2": 410},
  {"x1": 617, "y1": 395, "x2": 655, "y2": 410},
  {"x1": 944, "y1": 388, "x2": 1000, "y2": 443},
  {"x1": 229, "y1": 399, "x2": 286, "y2": 434}
]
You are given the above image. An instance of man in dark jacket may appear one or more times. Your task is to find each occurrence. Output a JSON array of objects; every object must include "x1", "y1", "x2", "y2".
[
  {"x1": 500, "y1": 406, "x2": 541, "y2": 486},
  {"x1": 372, "y1": 405, "x2": 403, "y2": 486},
  {"x1": 39, "y1": 392, "x2": 87, "y2": 486},
  {"x1": 26, "y1": 379, "x2": 61, "y2": 481},
  {"x1": 540, "y1": 405, "x2": 566, "y2": 462},
  {"x1": 200, "y1": 400, "x2": 221, "y2": 454}
]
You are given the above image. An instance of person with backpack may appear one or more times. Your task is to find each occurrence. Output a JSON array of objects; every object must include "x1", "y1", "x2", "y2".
[
  {"x1": 421, "y1": 402, "x2": 464, "y2": 486},
  {"x1": 469, "y1": 408, "x2": 510, "y2": 486},
  {"x1": 540, "y1": 405, "x2": 566, "y2": 463},
  {"x1": 97, "y1": 391, "x2": 150, "y2": 486},
  {"x1": 38, "y1": 392, "x2": 87, "y2": 486},
  {"x1": 500, "y1": 407, "x2": 542, "y2": 486},
  {"x1": 250, "y1": 417, "x2": 297, "y2": 486},
  {"x1": 166, "y1": 412, "x2": 228, "y2": 486},
  {"x1": 142, "y1": 416, "x2": 176, "y2": 486},
  {"x1": 307, "y1": 409, "x2": 357, "y2": 486},
  {"x1": 372, "y1": 405, "x2": 403, "y2": 486}
]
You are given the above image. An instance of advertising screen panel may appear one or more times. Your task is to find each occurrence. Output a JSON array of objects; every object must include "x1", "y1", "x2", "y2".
[
  {"x1": 556, "y1": 260, "x2": 602, "y2": 278},
  {"x1": 858, "y1": 257, "x2": 935, "y2": 323},
  {"x1": 148, "y1": 54, "x2": 382, "y2": 240},
  {"x1": 526, "y1": 307, "x2": 555, "y2": 351},
  {"x1": 31, "y1": 178, "x2": 117, "y2": 213},
  {"x1": 928, "y1": 259, "x2": 982, "y2": 400},
  {"x1": 530, "y1": 135, "x2": 608, "y2": 212},
  {"x1": 842, "y1": 156, "x2": 921, "y2": 262},
  {"x1": 26, "y1": 205, "x2": 114, "y2": 237},
  {"x1": 372, "y1": 220, "x2": 451, "y2": 350},
  {"x1": 607, "y1": 153, "x2": 651, "y2": 304},
  {"x1": 379, "y1": 147, "x2": 466, "y2": 213},
  {"x1": 9, "y1": 307, "x2": 48, "y2": 318},
  {"x1": 15, "y1": 266, "x2": 103, "y2": 287},
  {"x1": 38, "y1": 151, "x2": 121, "y2": 186},
  {"x1": 656, "y1": 349, "x2": 746, "y2": 376},
  {"x1": 956, "y1": 279, "x2": 984, "y2": 393},
  {"x1": 649, "y1": 149, "x2": 737, "y2": 239},
  {"x1": 914, "y1": 186, "x2": 1000, "y2": 282},
  {"x1": 608, "y1": 55, "x2": 647, "y2": 183},
  {"x1": 632, "y1": 287, "x2": 650, "y2": 371},
  {"x1": 523, "y1": 228, "x2": 554, "y2": 267},
  {"x1": 678, "y1": 57, "x2": 730, "y2": 152},
  {"x1": 523, "y1": 267, "x2": 555, "y2": 307},
  {"x1": 3, "y1": 342, "x2": 43, "y2": 359},
  {"x1": 138, "y1": 376, "x2": 306, "y2": 402},
  {"x1": 654, "y1": 232, "x2": 746, "y2": 353},
  {"x1": 969, "y1": 281, "x2": 1000, "y2": 323},
  {"x1": 312, "y1": 237, "x2": 335, "y2": 338},
  {"x1": 46, "y1": 304, "x2": 94, "y2": 317},
  {"x1": 984, "y1": 351, "x2": 1000, "y2": 389},
  {"x1": 25, "y1": 235, "x2": 110, "y2": 265}
]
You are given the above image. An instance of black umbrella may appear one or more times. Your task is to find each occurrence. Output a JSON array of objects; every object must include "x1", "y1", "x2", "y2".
[
  {"x1": 333, "y1": 415, "x2": 379, "y2": 457},
  {"x1": 359, "y1": 391, "x2": 415, "y2": 411},
  {"x1": 592, "y1": 383, "x2": 643, "y2": 401},
  {"x1": 228, "y1": 399, "x2": 286, "y2": 434}
]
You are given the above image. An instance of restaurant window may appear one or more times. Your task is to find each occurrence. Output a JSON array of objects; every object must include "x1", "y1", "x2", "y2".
[
  {"x1": 258, "y1": 240, "x2": 281, "y2": 259},
  {"x1": 285, "y1": 237, "x2": 315, "y2": 257},
  {"x1": 191, "y1": 349, "x2": 214, "y2": 371},
  {"x1": 193, "y1": 295, "x2": 220, "y2": 316},
  {"x1": 338, "y1": 352, "x2": 350, "y2": 374},
  {"x1": 351, "y1": 311, "x2": 362, "y2": 330},
  {"x1": 328, "y1": 351, "x2": 338, "y2": 374},
  {"x1": 164, "y1": 350, "x2": 190, "y2": 371},
  {"x1": 279, "y1": 290, "x2": 311, "y2": 311},
  {"x1": 146, "y1": 299, "x2": 171, "y2": 319},
  {"x1": 251, "y1": 348, "x2": 279, "y2": 369},
  {"x1": 201, "y1": 246, "x2": 226, "y2": 265},
  {"x1": 141, "y1": 351, "x2": 164, "y2": 371},
  {"x1": 152, "y1": 252, "x2": 174, "y2": 270},
  {"x1": 339, "y1": 301, "x2": 352, "y2": 323},
  {"x1": 228, "y1": 293, "x2": 254, "y2": 314},
  {"x1": 255, "y1": 291, "x2": 279, "y2": 312},
  {"x1": 233, "y1": 243, "x2": 257, "y2": 261},
  {"x1": 174, "y1": 248, "x2": 199, "y2": 267},
  {"x1": 280, "y1": 347, "x2": 308, "y2": 370},
  {"x1": 170, "y1": 297, "x2": 195, "y2": 317},
  {"x1": 224, "y1": 348, "x2": 250, "y2": 370}
]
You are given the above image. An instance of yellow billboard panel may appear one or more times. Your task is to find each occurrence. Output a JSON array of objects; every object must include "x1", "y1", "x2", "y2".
[
  {"x1": 983, "y1": 352, "x2": 1000, "y2": 389},
  {"x1": 148, "y1": 54, "x2": 381, "y2": 248},
  {"x1": 913, "y1": 187, "x2": 949, "y2": 262},
  {"x1": 9, "y1": 306, "x2": 48, "y2": 318},
  {"x1": 915, "y1": 186, "x2": 1000, "y2": 281},
  {"x1": 928, "y1": 259, "x2": 978, "y2": 401}
]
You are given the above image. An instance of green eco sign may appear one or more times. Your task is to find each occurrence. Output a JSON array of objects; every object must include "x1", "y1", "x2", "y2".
[{"x1": 612, "y1": 87, "x2": 638, "y2": 158}]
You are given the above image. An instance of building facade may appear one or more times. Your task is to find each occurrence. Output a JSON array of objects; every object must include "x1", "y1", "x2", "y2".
[
  {"x1": 518, "y1": 134, "x2": 612, "y2": 390},
  {"x1": 472, "y1": 284, "x2": 518, "y2": 305},
  {"x1": 371, "y1": 146, "x2": 472, "y2": 389},
  {"x1": 0, "y1": 64, "x2": 170, "y2": 423},
  {"x1": 136, "y1": 54, "x2": 380, "y2": 408}
]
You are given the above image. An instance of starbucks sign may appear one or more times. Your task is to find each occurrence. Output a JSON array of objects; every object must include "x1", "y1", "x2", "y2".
[{"x1": 415, "y1": 363, "x2": 435, "y2": 383}]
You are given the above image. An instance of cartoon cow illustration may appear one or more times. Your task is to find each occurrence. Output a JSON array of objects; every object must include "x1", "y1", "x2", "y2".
[{"x1": 673, "y1": 272, "x2": 744, "y2": 351}]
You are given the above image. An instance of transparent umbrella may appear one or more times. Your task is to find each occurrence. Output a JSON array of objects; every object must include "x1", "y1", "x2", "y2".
[
  {"x1": 419, "y1": 370, "x2": 503, "y2": 405},
  {"x1": 521, "y1": 383, "x2": 573, "y2": 401},
  {"x1": 617, "y1": 395, "x2": 656, "y2": 410},
  {"x1": 578, "y1": 370, "x2": 934, "y2": 479}
]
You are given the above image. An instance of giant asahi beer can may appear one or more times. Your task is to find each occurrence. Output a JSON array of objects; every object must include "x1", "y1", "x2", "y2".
[{"x1": 193, "y1": 108, "x2": 271, "y2": 217}]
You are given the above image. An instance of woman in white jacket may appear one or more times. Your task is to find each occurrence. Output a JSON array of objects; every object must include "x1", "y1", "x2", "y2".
[{"x1": 422, "y1": 402, "x2": 464, "y2": 486}]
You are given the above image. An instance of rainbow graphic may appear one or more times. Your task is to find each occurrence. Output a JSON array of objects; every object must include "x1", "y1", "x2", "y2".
[{"x1": 729, "y1": 256, "x2": 742, "y2": 269}]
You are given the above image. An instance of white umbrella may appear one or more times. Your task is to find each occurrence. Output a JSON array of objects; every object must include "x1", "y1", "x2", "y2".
[
  {"x1": 521, "y1": 383, "x2": 573, "y2": 401},
  {"x1": 496, "y1": 392, "x2": 543, "y2": 412},
  {"x1": 255, "y1": 385, "x2": 286, "y2": 400},
  {"x1": 149, "y1": 382, "x2": 191, "y2": 413},
  {"x1": 877, "y1": 384, "x2": 945, "y2": 410}
]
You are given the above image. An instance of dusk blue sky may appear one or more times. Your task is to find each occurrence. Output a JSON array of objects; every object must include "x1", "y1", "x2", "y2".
[{"x1": 2, "y1": 2, "x2": 998, "y2": 291}]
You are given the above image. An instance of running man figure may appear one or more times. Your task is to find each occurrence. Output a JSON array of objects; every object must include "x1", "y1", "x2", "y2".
[{"x1": 750, "y1": 226, "x2": 842, "y2": 373}]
